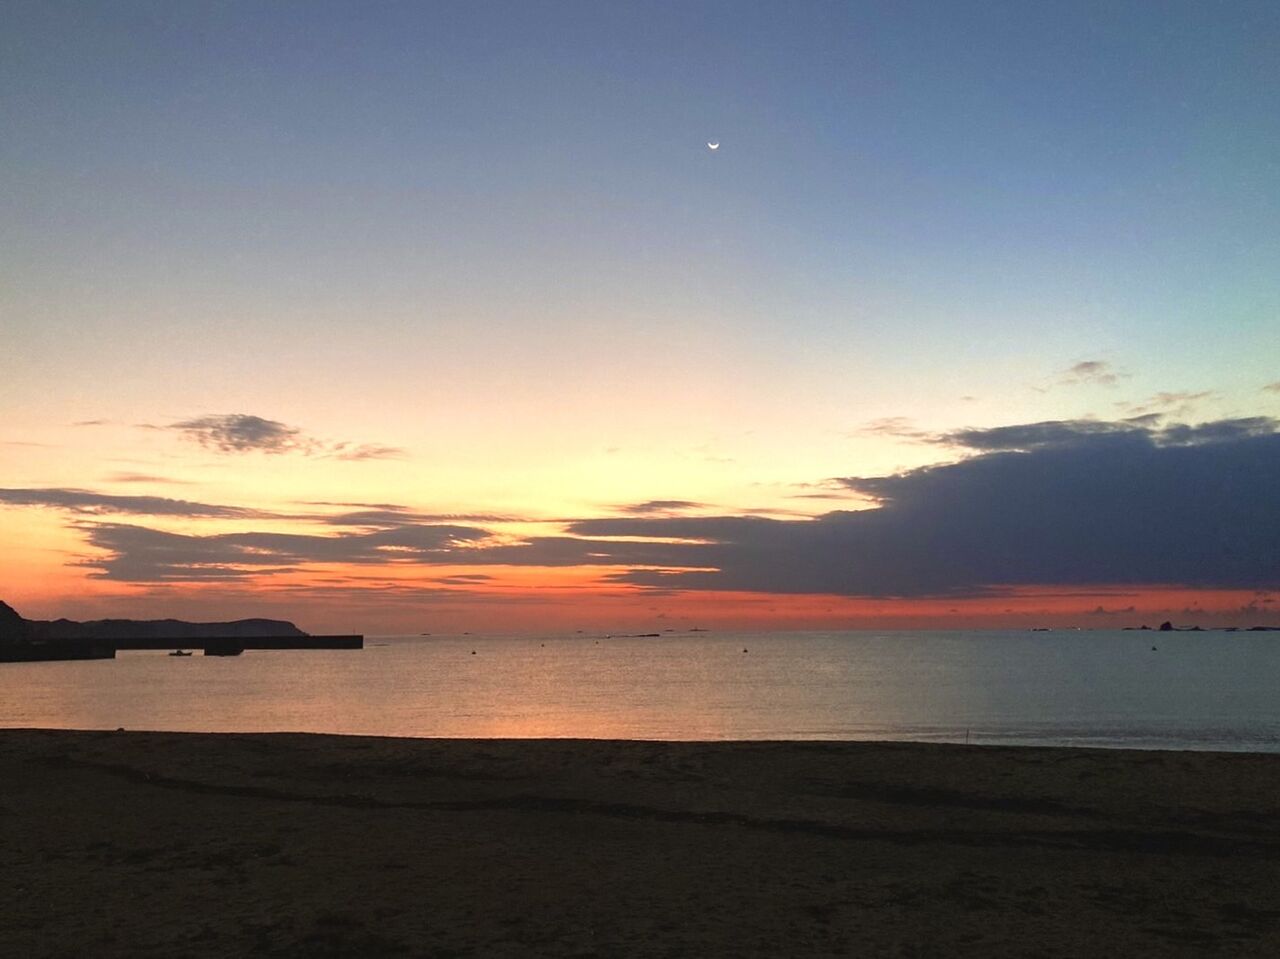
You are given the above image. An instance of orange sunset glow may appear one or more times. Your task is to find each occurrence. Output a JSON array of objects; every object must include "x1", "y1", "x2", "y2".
[{"x1": 2, "y1": 2, "x2": 1277, "y2": 635}]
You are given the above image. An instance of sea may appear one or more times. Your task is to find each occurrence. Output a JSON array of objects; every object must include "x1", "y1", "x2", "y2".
[{"x1": 3, "y1": 630, "x2": 1279, "y2": 752}]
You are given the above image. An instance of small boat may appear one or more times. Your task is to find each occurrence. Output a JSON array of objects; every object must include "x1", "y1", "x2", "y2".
[{"x1": 169, "y1": 649, "x2": 193, "y2": 657}]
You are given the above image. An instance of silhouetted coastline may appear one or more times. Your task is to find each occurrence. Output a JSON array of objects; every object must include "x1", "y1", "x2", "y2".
[{"x1": 0, "y1": 600, "x2": 360, "y2": 662}]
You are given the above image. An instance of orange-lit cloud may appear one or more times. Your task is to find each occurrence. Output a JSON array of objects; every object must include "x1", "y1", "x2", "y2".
[{"x1": 3, "y1": 415, "x2": 1278, "y2": 634}]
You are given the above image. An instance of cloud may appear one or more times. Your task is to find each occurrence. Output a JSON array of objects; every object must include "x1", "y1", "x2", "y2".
[
  {"x1": 739, "y1": 506, "x2": 818, "y2": 518},
  {"x1": 79, "y1": 521, "x2": 496, "y2": 581},
  {"x1": 73, "y1": 510, "x2": 720, "y2": 581},
  {"x1": 789, "y1": 491, "x2": 864, "y2": 500},
  {"x1": 854, "y1": 407, "x2": 1237, "y2": 455},
  {"x1": 0, "y1": 487, "x2": 514, "y2": 533},
  {"x1": 328, "y1": 443, "x2": 406, "y2": 461},
  {"x1": 159, "y1": 413, "x2": 402, "y2": 460},
  {"x1": 1117, "y1": 391, "x2": 1214, "y2": 418},
  {"x1": 582, "y1": 416, "x2": 1280, "y2": 597},
  {"x1": 71, "y1": 419, "x2": 110, "y2": 427},
  {"x1": 1057, "y1": 360, "x2": 1127, "y2": 387},
  {"x1": 934, "y1": 419, "x2": 1139, "y2": 451},
  {"x1": 104, "y1": 473, "x2": 192, "y2": 485},
  {"x1": 300, "y1": 500, "x2": 407, "y2": 510},
  {"x1": 933, "y1": 417, "x2": 1277, "y2": 453},
  {"x1": 76, "y1": 525, "x2": 284, "y2": 580},
  {"x1": 1121, "y1": 413, "x2": 1165, "y2": 428},
  {"x1": 168, "y1": 414, "x2": 311, "y2": 454},
  {"x1": 319, "y1": 509, "x2": 516, "y2": 527},
  {"x1": 0, "y1": 487, "x2": 266, "y2": 519},
  {"x1": 1265, "y1": 382, "x2": 1280, "y2": 394},
  {"x1": 854, "y1": 417, "x2": 931, "y2": 441},
  {"x1": 616, "y1": 500, "x2": 705, "y2": 515},
  {"x1": 1155, "y1": 418, "x2": 1278, "y2": 445},
  {"x1": 35, "y1": 416, "x2": 1280, "y2": 597},
  {"x1": 783, "y1": 479, "x2": 864, "y2": 501}
]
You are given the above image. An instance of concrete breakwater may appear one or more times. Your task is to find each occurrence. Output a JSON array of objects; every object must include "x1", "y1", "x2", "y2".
[{"x1": 0, "y1": 635, "x2": 363, "y2": 663}]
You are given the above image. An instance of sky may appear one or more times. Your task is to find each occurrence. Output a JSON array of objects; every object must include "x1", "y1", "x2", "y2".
[{"x1": 2, "y1": 1, "x2": 1278, "y2": 633}]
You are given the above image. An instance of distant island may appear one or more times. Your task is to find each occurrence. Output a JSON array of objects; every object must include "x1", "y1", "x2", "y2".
[
  {"x1": 0, "y1": 599, "x2": 305, "y2": 644},
  {"x1": 1123, "y1": 620, "x2": 1280, "y2": 632}
]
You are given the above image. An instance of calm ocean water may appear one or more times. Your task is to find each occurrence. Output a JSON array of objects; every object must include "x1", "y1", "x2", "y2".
[{"x1": 3, "y1": 630, "x2": 1279, "y2": 751}]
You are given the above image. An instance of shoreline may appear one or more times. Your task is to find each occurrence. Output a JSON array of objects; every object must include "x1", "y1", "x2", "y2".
[
  {"x1": 5, "y1": 723, "x2": 1279, "y2": 754},
  {"x1": 5, "y1": 729, "x2": 1280, "y2": 956}
]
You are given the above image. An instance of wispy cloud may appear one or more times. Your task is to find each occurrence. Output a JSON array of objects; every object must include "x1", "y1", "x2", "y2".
[
  {"x1": 1051, "y1": 360, "x2": 1128, "y2": 388},
  {"x1": 0, "y1": 489, "x2": 516, "y2": 527},
  {"x1": 789, "y1": 491, "x2": 864, "y2": 500},
  {"x1": 328, "y1": 443, "x2": 406, "y2": 461},
  {"x1": 104, "y1": 473, "x2": 192, "y2": 485},
  {"x1": 1265, "y1": 381, "x2": 1280, "y2": 394},
  {"x1": 0, "y1": 487, "x2": 268, "y2": 519},
  {"x1": 784, "y1": 479, "x2": 865, "y2": 501},
  {"x1": 155, "y1": 413, "x2": 404, "y2": 460},
  {"x1": 319, "y1": 508, "x2": 517, "y2": 526},
  {"x1": 299, "y1": 500, "x2": 407, "y2": 510},
  {"x1": 1117, "y1": 391, "x2": 1214, "y2": 418},
  {"x1": 616, "y1": 500, "x2": 705, "y2": 515},
  {"x1": 853, "y1": 417, "x2": 932, "y2": 441}
]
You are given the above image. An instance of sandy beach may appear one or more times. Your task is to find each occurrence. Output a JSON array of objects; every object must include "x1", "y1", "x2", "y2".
[{"x1": 3, "y1": 730, "x2": 1280, "y2": 957}]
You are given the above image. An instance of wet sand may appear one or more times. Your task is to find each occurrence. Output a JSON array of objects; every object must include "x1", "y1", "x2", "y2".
[{"x1": 3, "y1": 730, "x2": 1280, "y2": 957}]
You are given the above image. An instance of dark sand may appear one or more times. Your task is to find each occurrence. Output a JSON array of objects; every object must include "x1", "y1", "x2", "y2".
[{"x1": 3, "y1": 731, "x2": 1280, "y2": 957}]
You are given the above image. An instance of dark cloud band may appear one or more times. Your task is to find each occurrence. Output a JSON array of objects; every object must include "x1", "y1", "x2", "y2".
[
  {"x1": 0, "y1": 488, "x2": 265, "y2": 519},
  {"x1": 13, "y1": 416, "x2": 1280, "y2": 597}
]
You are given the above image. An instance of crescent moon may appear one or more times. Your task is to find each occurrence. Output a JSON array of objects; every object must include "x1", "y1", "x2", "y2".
[{"x1": 707, "y1": 142, "x2": 720, "y2": 150}]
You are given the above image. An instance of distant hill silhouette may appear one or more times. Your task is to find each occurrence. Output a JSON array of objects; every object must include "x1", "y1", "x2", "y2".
[
  {"x1": 0, "y1": 600, "x2": 305, "y2": 643},
  {"x1": 0, "y1": 600, "x2": 30, "y2": 643}
]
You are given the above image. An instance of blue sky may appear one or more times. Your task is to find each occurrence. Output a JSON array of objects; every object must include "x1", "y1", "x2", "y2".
[{"x1": 6, "y1": 1, "x2": 1277, "y2": 377}]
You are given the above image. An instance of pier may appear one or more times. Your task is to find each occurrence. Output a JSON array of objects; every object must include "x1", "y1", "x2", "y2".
[
  {"x1": 0, "y1": 635, "x2": 363, "y2": 663},
  {"x1": 0, "y1": 639, "x2": 116, "y2": 662}
]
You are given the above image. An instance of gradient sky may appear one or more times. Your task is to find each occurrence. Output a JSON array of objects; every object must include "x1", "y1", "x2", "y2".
[{"x1": 2, "y1": 1, "x2": 1278, "y2": 633}]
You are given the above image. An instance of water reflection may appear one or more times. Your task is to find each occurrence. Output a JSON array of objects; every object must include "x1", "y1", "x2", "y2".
[{"x1": 3, "y1": 631, "x2": 1280, "y2": 751}]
